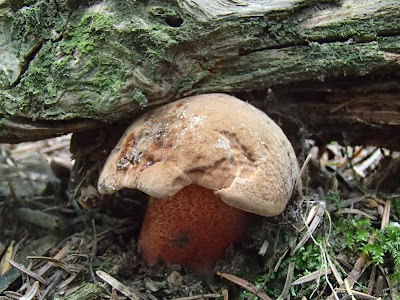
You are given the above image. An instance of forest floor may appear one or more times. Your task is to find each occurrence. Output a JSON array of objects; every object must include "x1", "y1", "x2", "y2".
[{"x1": 0, "y1": 135, "x2": 399, "y2": 300}]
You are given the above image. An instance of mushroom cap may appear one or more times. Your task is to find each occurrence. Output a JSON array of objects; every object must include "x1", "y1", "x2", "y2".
[{"x1": 98, "y1": 93, "x2": 299, "y2": 216}]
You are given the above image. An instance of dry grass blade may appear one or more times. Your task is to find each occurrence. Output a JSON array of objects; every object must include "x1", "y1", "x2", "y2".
[
  {"x1": 291, "y1": 268, "x2": 332, "y2": 286},
  {"x1": 377, "y1": 265, "x2": 397, "y2": 300},
  {"x1": 3, "y1": 290, "x2": 23, "y2": 299},
  {"x1": 327, "y1": 255, "x2": 344, "y2": 287},
  {"x1": 326, "y1": 195, "x2": 367, "y2": 212},
  {"x1": 27, "y1": 256, "x2": 71, "y2": 273},
  {"x1": 96, "y1": 270, "x2": 148, "y2": 300},
  {"x1": 381, "y1": 200, "x2": 391, "y2": 230},
  {"x1": 19, "y1": 281, "x2": 39, "y2": 300},
  {"x1": 18, "y1": 243, "x2": 72, "y2": 293},
  {"x1": 295, "y1": 153, "x2": 312, "y2": 191},
  {"x1": 1, "y1": 240, "x2": 15, "y2": 275},
  {"x1": 291, "y1": 205, "x2": 324, "y2": 255},
  {"x1": 278, "y1": 261, "x2": 294, "y2": 300},
  {"x1": 274, "y1": 249, "x2": 289, "y2": 273},
  {"x1": 57, "y1": 266, "x2": 84, "y2": 290},
  {"x1": 336, "y1": 288, "x2": 381, "y2": 300},
  {"x1": 6, "y1": 258, "x2": 48, "y2": 285},
  {"x1": 41, "y1": 269, "x2": 63, "y2": 298},
  {"x1": 217, "y1": 272, "x2": 273, "y2": 300},
  {"x1": 35, "y1": 243, "x2": 71, "y2": 276},
  {"x1": 305, "y1": 205, "x2": 319, "y2": 226},
  {"x1": 344, "y1": 279, "x2": 356, "y2": 300},
  {"x1": 335, "y1": 208, "x2": 376, "y2": 220},
  {"x1": 172, "y1": 294, "x2": 223, "y2": 300}
]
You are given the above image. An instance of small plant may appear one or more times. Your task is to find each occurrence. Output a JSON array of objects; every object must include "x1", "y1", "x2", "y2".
[
  {"x1": 239, "y1": 274, "x2": 270, "y2": 299},
  {"x1": 362, "y1": 223, "x2": 400, "y2": 281},
  {"x1": 325, "y1": 189, "x2": 342, "y2": 208},
  {"x1": 240, "y1": 238, "x2": 326, "y2": 299},
  {"x1": 293, "y1": 239, "x2": 324, "y2": 274},
  {"x1": 336, "y1": 216, "x2": 400, "y2": 282},
  {"x1": 335, "y1": 217, "x2": 372, "y2": 249}
]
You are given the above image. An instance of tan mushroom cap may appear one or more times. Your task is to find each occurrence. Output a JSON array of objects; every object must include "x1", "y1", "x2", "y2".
[{"x1": 98, "y1": 93, "x2": 299, "y2": 216}]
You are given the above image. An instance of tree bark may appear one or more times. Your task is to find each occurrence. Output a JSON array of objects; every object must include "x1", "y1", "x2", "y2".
[{"x1": 1, "y1": 0, "x2": 399, "y2": 148}]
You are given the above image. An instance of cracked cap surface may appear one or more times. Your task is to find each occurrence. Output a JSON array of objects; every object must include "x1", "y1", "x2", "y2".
[{"x1": 97, "y1": 93, "x2": 299, "y2": 216}]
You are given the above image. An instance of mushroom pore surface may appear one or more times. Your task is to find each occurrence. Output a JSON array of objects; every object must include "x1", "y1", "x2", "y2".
[{"x1": 98, "y1": 93, "x2": 299, "y2": 216}]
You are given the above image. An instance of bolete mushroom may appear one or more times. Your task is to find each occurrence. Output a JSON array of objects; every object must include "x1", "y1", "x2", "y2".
[{"x1": 97, "y1": 93, "x2": 299, "y2": 273}]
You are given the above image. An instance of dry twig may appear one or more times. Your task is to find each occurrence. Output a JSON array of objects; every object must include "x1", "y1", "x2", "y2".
[
  {"x1": 291, "y1": 268, "x2": 332, "y2": 286},
  {"x1": 217, "y1": 272, "x2": 272, "y2": 300},
  {"x1": 5, "y1": 258, "x2": 47, "y2": 285},
  {"x1": 19, "y1": 281, "x2": 40, "y2": 300},
  {"x1": 96, "y1": 270, "x2": 148, "y2": 300},
  {"x1": 172, "y1": 294, "x2": 223, "y2": 300},
  {"x1": 278, "y1": 261, "x2": 294, "y2": 300},
  {"x1": 291, "y1": 205, "x2": 325, "y2": 255}
]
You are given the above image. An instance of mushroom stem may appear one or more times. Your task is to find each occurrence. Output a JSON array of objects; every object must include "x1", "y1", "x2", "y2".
[{"x1": 139, "y1": 184, "x2": 250, "y2": 273}]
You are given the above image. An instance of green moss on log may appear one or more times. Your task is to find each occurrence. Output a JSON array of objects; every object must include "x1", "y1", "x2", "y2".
[{"x1": 0, "y1": 0, "x2": 400, "y2": 142}]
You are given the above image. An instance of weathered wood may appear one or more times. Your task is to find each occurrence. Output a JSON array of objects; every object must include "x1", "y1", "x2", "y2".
[{"x1": 0, "y1": 0, "x2": 399, "y2": 148}]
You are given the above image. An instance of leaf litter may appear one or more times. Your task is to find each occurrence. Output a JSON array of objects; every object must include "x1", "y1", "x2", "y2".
[{"x1": 0, "y1": 136, "x2": 399, "y2": 299}]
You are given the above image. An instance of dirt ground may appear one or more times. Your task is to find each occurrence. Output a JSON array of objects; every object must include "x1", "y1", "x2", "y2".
[{"x1": 0, "y1": 135, "x2": 399, "y2": 299}]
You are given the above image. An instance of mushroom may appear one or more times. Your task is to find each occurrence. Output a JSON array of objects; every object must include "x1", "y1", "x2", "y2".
[{"x1": 97, "y1": 93, "x2": 299, "y2": 273}]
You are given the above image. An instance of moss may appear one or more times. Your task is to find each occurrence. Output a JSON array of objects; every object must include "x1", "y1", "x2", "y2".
[
  {"x1": 377, "y1": 36, "x2": 400, "y2": 53},
  {"x1": 5, "y1": 1, "x2": 193, "y2": 120},
  {"x1": 11, "y1": 10, "x2": 129, "y2": 119},
  {"x1": 148, "y1": 6, "x2": 184, "y2": 28},
  {"x1": 174, "y1": 73, "x2": 197, "y2": 93},
  {"x1": 130, "y1": 88, "x2": 148, "y2": 107},
  {"x1": 10, "y1": 0, "x2": 67, "y2": 42},
  {"x1": 300, "y1": 11, "x2": 400, "y2": 42}
]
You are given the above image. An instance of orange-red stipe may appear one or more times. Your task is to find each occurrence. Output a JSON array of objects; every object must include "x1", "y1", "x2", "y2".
[{"x1": 139, "y1": 184, "x2": 250, "y2": 273}]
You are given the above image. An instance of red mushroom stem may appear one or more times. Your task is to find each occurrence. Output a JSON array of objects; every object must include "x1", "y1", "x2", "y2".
[{"x1": 139, "y1": 184, "x2": 251, "y2": 273}]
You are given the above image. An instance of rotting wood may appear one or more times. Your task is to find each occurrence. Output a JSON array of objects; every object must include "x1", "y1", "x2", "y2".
[
  {"x1": 0, "y1": 0, "x2": 399, "y2": 148},
  {"x1": 12, "y1": 208, "x2": 66, "y2": 231}
]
